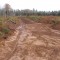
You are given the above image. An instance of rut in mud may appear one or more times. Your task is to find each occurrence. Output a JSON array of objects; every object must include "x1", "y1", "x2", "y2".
[{"x1": 0, "y1": 18, "x2": 60, "y2": 60}]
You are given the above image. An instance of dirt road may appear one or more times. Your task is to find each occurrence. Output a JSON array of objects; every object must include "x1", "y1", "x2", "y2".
[{"x1": 0, "y1": 18, "x2": 60, "y2": 60}]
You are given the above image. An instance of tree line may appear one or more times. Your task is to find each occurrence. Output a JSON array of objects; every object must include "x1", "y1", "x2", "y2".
[{"x1": 0, "y1": 4, "x2": 60, "y2": 16}]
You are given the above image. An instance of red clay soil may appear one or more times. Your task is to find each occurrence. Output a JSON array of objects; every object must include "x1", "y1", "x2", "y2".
[{"x1": 0, "y1": 17, "x2": 60, "y2": 60}]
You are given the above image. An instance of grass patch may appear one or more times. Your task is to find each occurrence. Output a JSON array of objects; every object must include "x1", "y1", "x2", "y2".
[
  {"x1": 0, "y1": 16, "x2": 16, "y2": 39},
  {"x1": 27, "y1": 16, "x2": 41, "y2": 22},
  {"x1": 1, "y1": 27, "x2": 10, "y2": 34}
]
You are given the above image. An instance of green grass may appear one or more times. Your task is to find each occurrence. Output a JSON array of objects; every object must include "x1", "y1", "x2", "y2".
[
  {"x1": 27, "y1": 16, "x2": 41, "y2": 22},
  {"x1": 1, "y1": 27, "x2": 10, "y2": 34},
  {"x1": 0, "y1": 16, "x2": 17, "y2": 39}
]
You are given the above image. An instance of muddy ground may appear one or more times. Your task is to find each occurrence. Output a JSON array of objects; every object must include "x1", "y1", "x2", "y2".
[{"x1": 0, "y1": 17, "x2": 60, "y2": 60}]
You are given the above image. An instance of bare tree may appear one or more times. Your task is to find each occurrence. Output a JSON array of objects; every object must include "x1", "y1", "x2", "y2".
[{"x1": 4, "y1": 4, "x2": 12, "y2": 17}]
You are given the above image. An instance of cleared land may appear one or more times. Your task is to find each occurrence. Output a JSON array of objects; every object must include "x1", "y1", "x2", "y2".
[{"x1": 0, "y1": 16, "x2": 60, "y2": 60}]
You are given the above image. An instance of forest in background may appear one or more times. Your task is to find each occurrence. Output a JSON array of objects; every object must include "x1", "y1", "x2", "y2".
[{"x1": 0, "y1": 4, "x2": 60, "y2": 16}]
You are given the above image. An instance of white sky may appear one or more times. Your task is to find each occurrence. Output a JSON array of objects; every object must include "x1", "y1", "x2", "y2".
[{"x1": 0, "y1": 0, "x2": 60, "y2": 11}]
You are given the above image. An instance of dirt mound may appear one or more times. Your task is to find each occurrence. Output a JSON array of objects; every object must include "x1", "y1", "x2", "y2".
[
  {"x1": 27, "y1": 16, "x2": 60, "y2": 30},
  {"x1": 20, "y1": 17, "x2": 34, "y2": 24}
]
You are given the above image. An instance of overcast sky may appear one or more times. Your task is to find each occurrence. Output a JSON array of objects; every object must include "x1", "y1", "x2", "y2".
[{"x1": 0, "y1": 0, "x2": 60, "y2": 11}]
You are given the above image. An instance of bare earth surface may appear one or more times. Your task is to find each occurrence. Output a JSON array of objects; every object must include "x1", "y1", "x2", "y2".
[{"x1": 0, "y1": 18, "x2": 60, "y2": 60}]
